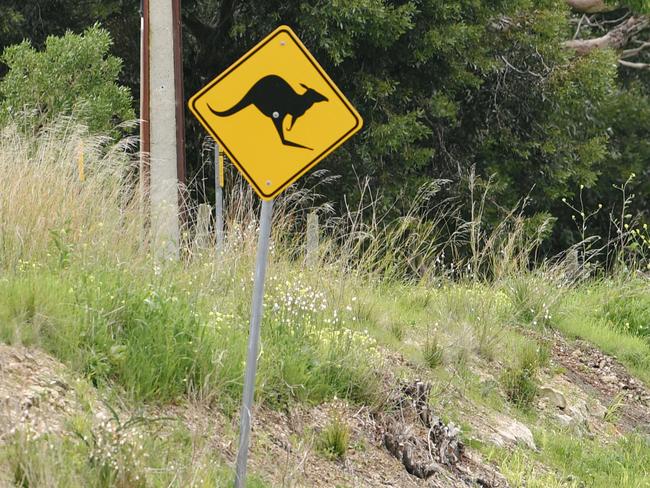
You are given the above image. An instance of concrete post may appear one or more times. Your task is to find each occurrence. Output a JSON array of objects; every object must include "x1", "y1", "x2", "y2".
[{"x1": 146, "y1": 0, "x2": 183, "y2": 258}]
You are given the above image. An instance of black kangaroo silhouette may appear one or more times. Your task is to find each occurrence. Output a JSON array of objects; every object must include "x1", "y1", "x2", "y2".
[{"x1": 208, "y1": 75, "x2": 328, "y2": 150}]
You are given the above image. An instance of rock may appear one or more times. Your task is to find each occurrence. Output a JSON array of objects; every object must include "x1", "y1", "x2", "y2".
[
  {"x1": 555, "y1": 413, "x2": 574, "y2": 427},
  {"x1": 553, "y1": 399, "x2": 593, "y2": 428},
  {"x1": 567, "y1": 400, "x2": 589, "y2": 425},
  {"x1": 601, "y1": 374, "x2": 618, "y2": 384},
  {"x1": 490, "y1": 416, "x2": 536, "y2": 450},
  {"x1": 587, "y1": 400, "x2": 607, "y2": 419},
  {"x1": 539, "y1": 387, "x2": 567, "y2": 410}
]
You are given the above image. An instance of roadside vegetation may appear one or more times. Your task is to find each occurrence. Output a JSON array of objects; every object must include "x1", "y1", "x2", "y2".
[{"x1": 0, "y1": 124, "x2": 648, "y2": 487}]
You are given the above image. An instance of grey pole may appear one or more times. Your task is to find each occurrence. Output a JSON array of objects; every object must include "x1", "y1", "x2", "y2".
[
  {"x1": 215, "y1": 144, "x2": 225, "y2": 253},
  {"x1": 234, "y1": 198, "x2": 274, "y2": 488}
]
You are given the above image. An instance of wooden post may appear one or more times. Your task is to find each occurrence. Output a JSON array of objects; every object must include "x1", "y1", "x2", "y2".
[
  {"x1": 194, "y1": 203, "x2": 212, "y2": 253},
  {"x1": 215, "y1": 144, "x2": 225, "y2": 253},
  {"x1": 306, "y1": 211, "x2": 319, "y2": 267}
]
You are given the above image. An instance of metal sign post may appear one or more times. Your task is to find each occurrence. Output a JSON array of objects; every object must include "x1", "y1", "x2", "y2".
[
  {"x1": 234, "y1": 199, "x2": 274, "y2": 488},
  {"x1": 215, "y1": 144, "x2": 225, "y2": 253}
]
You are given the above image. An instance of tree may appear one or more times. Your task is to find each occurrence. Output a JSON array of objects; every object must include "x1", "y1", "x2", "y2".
[
  {"x1": 177, "y1": 1, "x2": 650, "y2": 253},
  {"x1": 0, "y1": 1, "x2": 140, "y2": 91},
  {"x1": 554, "y1": 0, "x2": 650, "y2": 248},
  {"x1": 0, "y1": 0, "x2": 648, "y2": 256}
]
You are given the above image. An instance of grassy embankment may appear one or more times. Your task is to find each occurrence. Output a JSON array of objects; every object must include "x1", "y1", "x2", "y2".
[{"x1": 0, "y1": 123, "x2": 648, "y2": 486}]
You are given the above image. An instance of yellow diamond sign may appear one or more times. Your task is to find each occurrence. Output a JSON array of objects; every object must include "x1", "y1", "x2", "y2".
[{"x1": 188, "y1": 25, "x2": 363, "y2": 200}]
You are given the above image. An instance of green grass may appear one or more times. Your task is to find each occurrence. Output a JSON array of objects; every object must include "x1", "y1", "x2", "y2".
[
  {"x1": 0, "y1": 259, "x2": 381, "y2": 409},
  {"x1": 316, "y1": 417, "x2": 351, "y2": 460},
  {"x1": 422, "y1": 337, "x2": 444, "y2": 369},
  {"x1": 500, "y1": 342, "x2": 548, "y2": 409},
  {"x1": 601, "y1": 282, "x2": 650, "y2": 339},
  {"x1": 485, "y1": 430, "x2": 650, "y2": 488}
]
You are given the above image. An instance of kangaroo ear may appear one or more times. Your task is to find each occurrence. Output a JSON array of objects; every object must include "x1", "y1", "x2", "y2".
[{"x1": 300, "y1": 83, "x2": 310, "y2": 90}]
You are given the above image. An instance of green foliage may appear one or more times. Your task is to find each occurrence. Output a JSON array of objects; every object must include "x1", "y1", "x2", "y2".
[
  {"x1": 557, "y1": 282, "x2": 650, "y2": 384},
  {"x1": 180, "y1": 0, "x2": 637, "y2": 223},
  {"x1": 0, "y1": 263, "x2": 381, "y2": 408},
  {"x1": 3, "y1": 424, "x2": 269, "y2": 487},
  {"x1": 610, "y1": 0, "x2": 650, "y2": 14},
  {"x1": 298, "y1": 0, "x2": 418, "y2": 65},
  {"x1": 390, "y1": 321, "x2": 405, "y2": 341},
  {"x1": 540, "y1": 432, "x2": 650, "y2": 488},
  {"x1": 0, "y1": 25, "x2": 133, "y2": 134},
  {"x1": 506, "y1": 277, "x2": 555, "y2": 328},
  {"x1": 1, "y1": 1, "x2": 649, "y2": 256},
  {"x1": 487, "y1": 432, "x2": 650, "y2": 488}
]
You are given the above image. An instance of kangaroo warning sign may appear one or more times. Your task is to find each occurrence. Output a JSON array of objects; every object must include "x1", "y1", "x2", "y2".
[{"x1": 188, "y1": 25, "x2": 363, "y2": 200}]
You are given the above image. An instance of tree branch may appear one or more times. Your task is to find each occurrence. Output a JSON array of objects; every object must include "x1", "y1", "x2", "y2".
[
  {"x1": 564, "y1": 15, "x2": 649, "y2": 55},
  {"x1": 618, "y1": 59, "x2": 650, "y2": 68},
  {"x1": 621, "y1": 41, "x2": 650, "y2": 58}
]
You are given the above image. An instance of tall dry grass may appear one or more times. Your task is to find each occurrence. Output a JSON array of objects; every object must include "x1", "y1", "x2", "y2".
[
  {"x1": 3, "y1": 119, "x2": 642, "y2": 288},
  {"x1": 0, "y1": 119, "x2": 145, "y2": 269}
]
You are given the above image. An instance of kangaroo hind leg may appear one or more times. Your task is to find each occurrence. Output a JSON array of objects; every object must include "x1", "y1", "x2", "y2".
[{"x1": 272, "y1": 116, "x2": 312, "y2": 150}]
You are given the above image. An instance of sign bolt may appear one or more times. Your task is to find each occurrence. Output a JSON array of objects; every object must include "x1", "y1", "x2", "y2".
[{"x1": 272, "y1": 111, "x2": 279, "y2": 119}]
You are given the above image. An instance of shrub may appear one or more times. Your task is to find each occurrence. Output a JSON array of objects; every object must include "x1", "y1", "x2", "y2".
[
  {"x1": 423, "y1": 338, "x2": 444, "y2": 369},
  {"x1": 0, "y1": 24, "x2": 133, "y2": 134},
  {"x1": 500, "y1": 343, "x2": 548, "y2": 409},
  {"x1": 506, "y1": 277, "x2": 555, "y2": 328},
  {"x1": 316, "y1": 417, "x2": 350, "y2": 460}
]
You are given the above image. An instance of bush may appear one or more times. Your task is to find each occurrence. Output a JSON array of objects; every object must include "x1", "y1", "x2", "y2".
[
  {"x1": 506, "y1": 277, "x2": 555, "y2": 328},
  {"x1": 0, "y1": 24, "x2": 133, "y2": 134}
]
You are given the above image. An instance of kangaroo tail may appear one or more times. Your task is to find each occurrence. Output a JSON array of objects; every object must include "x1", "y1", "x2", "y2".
[{"x1": 208, "y1": 94, "x2": 251, "y2": 117}]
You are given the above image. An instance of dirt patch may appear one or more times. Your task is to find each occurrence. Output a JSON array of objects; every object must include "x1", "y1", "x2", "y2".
[
  {"x1": 0, "y1": 343, "x2": 91, "y2": 442},
  {"x1": 157, "y1": 375, "x2": 510, "y2": 487},
  {"x1": 0, "y1": 343, "x2": 508, "y2": 486},
  {"x1": 162, "y1": 395, "x2": 508, "y2": 487},
  {"x1": 551, "y1": 332, "x2": 650, "y2": 434}
]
